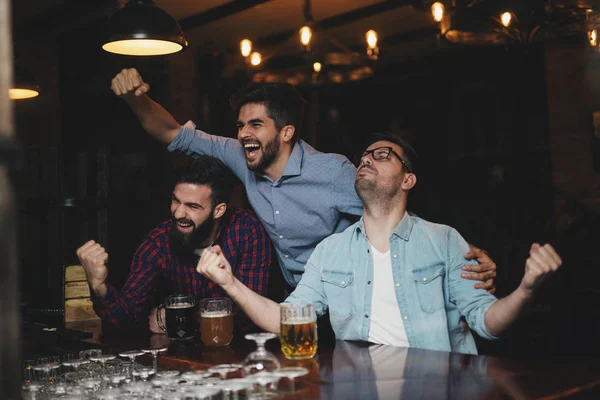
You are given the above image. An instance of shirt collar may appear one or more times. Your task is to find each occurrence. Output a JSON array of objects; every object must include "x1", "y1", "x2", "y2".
[
  {"x1": 280, "y1": 141, "x2": 304, "y2": 177},
  {"x1": 355, "y1": 211, "x2": 414, "y2": 242}
]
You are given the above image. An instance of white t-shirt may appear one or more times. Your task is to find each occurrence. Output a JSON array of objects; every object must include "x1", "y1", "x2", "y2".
[{"x1": 367, "y1": 245, "x2": 409, "y2": 347}]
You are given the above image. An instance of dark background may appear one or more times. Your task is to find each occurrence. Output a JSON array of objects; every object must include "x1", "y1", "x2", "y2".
[{"x1": 9, "y1": 1, "x2": 600, "y2": 360}]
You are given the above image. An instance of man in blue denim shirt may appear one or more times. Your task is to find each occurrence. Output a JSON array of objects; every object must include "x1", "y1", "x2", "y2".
[
  {"x1": 197, "y1": 132, "x2": 562, "y2": 354},
  {"x1": 110, "y1": 69, "x2": 496, "y2": 291}
]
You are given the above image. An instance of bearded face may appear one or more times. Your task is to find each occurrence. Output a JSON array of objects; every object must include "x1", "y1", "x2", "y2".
[{"x1": 169, "y1": 213, "x2": 215, "y2": 256}]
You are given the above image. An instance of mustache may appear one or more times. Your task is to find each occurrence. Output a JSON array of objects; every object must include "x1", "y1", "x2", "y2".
[{"x1": 358, "y1": 164, "x2": 375, "y2": 173}]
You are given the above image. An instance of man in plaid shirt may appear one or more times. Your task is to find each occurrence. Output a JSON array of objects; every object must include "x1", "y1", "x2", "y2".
[{"x1": 76, "y1": 156, "x2": 272, "y2": 334}]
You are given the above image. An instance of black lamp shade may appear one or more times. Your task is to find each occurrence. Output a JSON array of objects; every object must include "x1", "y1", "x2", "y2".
[{"x1": 102, "y1": 0, "x2": 188, "y2": 56}]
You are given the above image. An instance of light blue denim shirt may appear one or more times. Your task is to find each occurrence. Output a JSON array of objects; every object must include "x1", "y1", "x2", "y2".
[
  {"x1": 285, "y1": 213, "x2": 499, "y2": 354},
  {"x1": 167, "y1": 121, "x2": 363, "y2": 286}
]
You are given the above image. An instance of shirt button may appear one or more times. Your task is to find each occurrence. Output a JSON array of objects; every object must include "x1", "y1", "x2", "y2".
[
  {"x1": 279, "y1": 235, "x2": 284, "y2": 239},
  {"x1": 396, "y1": 283, "x2": 400, "y2": 287},
  {"x1": 275, "y1": 210, "x2": 280, "y2": 215},
  {"x1": 365, "y1": 314, "x2": 369, "y2": 318},
  {"x1": 393, "y1": 254, "x2": 398, "y2": 258},
  {"x1": 284, "y1": 255, "x2": 289, "y2": 258},
  {"x1": 341, "y1": 281, "x2": 345, "y2": 285},
  {"x1": 423, "y1": 277, "x2": 427, "y2": 282},
  {"x1": 404, "y1": 316, "x2": 408, "y2": 320},
  {"x1": 367, "y1": 281, "x2": 372, "y2": 285}
]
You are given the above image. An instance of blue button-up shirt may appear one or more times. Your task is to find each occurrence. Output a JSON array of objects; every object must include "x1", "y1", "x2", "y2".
[
  {"x1": 285, "y1": 213, "x2": 499, "y2": 354},
  {"x1": 167, "y1": 122, "x2": 363, "y2": 286}
]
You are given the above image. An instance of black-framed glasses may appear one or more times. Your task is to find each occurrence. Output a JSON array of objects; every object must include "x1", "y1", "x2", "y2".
[{"x1": 361, "y1": 146, "x2": 412, "y2": 173}]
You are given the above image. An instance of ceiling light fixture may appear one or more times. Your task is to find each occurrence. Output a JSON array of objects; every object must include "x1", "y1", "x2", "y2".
[
  {"x1": 239, "y1": 0, "x2": 379, "y2": 86},
  {"x1": 102, "y1": 0, "x2": 188, "y2": 56},
  {"x1": 426, "y1": 0, "x2": 600, "y2": 46},
  {"x1": 8, "y1": 62, "x2": 39, "y2": 100}
]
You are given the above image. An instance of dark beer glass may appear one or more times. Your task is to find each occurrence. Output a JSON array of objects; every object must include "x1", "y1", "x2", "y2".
[
  {"x1": 165, "y1": 294, "x2": 196, "y2": 342},
  {"x1": 199, "y1": 297, "x2": 233, "y2": 347}
]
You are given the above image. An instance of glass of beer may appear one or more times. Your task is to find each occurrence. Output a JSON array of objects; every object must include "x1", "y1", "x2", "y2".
[
  {"x1": 280, "y1": 303, "x2": 318, "y2": 359},
  {"x1": 165, "y1": 294, "x2": 197, "y2": 342},
  {"x1": 199, "y1": 297, "x2": 233, "y2": 347}
]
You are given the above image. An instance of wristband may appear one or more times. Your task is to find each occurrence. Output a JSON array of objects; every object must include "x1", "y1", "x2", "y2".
[{"x1": 156, "y1": 304, "x2": 167, "y2": 333}]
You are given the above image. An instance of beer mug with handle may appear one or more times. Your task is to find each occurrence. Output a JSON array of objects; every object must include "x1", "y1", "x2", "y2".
[
  {"x1": 165, "y1": 294, "x2": 197, "y2": 342},
  {"x1": 200, "y1": 297, "x2": 233, "y2": 347},
  {"x1": 280, "y1": 303, "x2": 318, "y2": 359}
]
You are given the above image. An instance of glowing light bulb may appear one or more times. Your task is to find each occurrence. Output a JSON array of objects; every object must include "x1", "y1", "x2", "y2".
[
  {"x1": 300, "y1": 26, "x2": 312, "y2": 46},
  {"x1": 250, "y1": 52, "x2": 262, "y2": 66},
  {"x1": 589, "y1": 30, "x2": 597, "y2": 47},
  {"x1": 313, "y1": 62, "x2": 322, "y2": 72},
  {"x1": 431, "y1": 2, "x2": 444, "y2": 23},
  {"x1": 366, "y1": 30, "x2": 378, "y2": 49},
  {"x1": 501, "y1": 12, "x2": 512, "y2": 27},
  {"x1": 240, "y1": 39, "x2": 252, "y2": 57}
]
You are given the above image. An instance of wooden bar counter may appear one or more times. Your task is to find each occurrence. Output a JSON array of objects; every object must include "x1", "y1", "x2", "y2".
[{"x1": 21, "y1": 319, "x2": 600, "y2": 399}]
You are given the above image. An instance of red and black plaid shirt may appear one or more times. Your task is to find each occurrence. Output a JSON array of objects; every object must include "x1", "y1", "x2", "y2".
[{"x1": 91, "y1": 207, "x2": 271, "y2": 334}]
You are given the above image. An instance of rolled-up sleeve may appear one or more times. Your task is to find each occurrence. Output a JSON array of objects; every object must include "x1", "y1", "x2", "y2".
[{"x1": 446, "y1": 228, "x2": 499, "y2": 340}]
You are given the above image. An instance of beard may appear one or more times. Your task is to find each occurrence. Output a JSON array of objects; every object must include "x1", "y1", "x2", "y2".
[
  {"x1": 355, "y1": 165, "x2": 378, "y2": 203},
  {"x1": 245, "y1": 135, "x2": 280, "y2": 173},
  {"x1": 169, "y1": 214, "x2": 215, "y2": 256}
]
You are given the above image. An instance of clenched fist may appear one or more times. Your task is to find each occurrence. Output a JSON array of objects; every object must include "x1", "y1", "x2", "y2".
[
  {"x1": 520, "y1": 243, "x2": 562, "y2": 293},
  {"x1": 196, "y1": 245, "x2": 234, "y2": 288},
  {"x1": 111, "y1": 68, "x2": 150, "y2": 97},
  {"x1": 76, "y1": 240, "x2": 109, "y2": 297}
]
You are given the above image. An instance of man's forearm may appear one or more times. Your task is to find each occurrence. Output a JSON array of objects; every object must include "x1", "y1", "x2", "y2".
[
  {"x1": 124, "y1": 94, "x2": 181, "y2": 144},
  {"x1": 484, "y1": 286, "x2": 534, "y2": 336},
  {"x1": 223, "y1": 278, "x2": 281, "y2": 334}
]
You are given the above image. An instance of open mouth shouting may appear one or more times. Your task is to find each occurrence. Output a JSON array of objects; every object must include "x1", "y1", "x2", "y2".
[
  {"x1": 175, "y1": 218, "x2": 195, "y2": 234},
  {"x1": 243, "y1": 141, "x2": 261, "y2": 162}
]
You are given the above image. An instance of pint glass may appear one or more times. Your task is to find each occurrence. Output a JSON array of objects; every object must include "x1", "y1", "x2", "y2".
[
  {"x1": 165, "y1": 294, "x2": 197, "y2": 342},
  {"x1": 280, "y1": 303, "x2": 318, "y2": 359},
  {"x1": 200, "y1": 297, "x2": 233, "y2": 347}
]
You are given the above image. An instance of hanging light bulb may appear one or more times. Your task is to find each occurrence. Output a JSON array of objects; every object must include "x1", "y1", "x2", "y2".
[
  {"x1": 240, "y1": 39, "x2": 252, "y2": 57},
  {"x1": 501, "y1": 12, "x2": 512, "y2": 27},
  {"x1": 366, "y1": 30, "x2": 378, "y2": 49},
  {"x1": 365, "y1": 30, "x2": 379, "y2": 60},
  {"x1": 590, "y1": 30, "x2": 598, "y2": 46},
  {"x1": 300, "y1": 25, "x2": 312, "y2": 47},
  {"x1": 102, "y1": 0, "x2": 187, "y2": 56},
  {"x1": 250, "y1": 52, "x2": 262, "y2": 66},
  {"x1": 431, "y1": 2, "x2": 444, "y2": 23},
  {"x1": 313, "y1": 62, "x2": 322, "y2": 73}
]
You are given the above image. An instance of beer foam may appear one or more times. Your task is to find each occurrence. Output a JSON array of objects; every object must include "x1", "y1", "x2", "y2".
[
  {"x1": 282, "y1": 318, "x2": 314, "y2": 324},
  {"x1": 201, "y1": 310, "x2": 230, "y2": 318},
  {"x1": 166, "y1": 302, "x2": 194, "y2": 309}
]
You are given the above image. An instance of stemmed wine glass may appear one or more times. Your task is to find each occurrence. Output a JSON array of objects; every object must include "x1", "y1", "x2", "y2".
[
  {"x1": 207, "y1": 363, "x2": 243, "y2": 379},
  {"x1": 118, "y1": 350, "x2": 144, "y2": 382},
  {"x1": 273, "y1": 367, "x2": 309, "y2": 392},
  {"x1": 242, "y1": 333, "x2": 280, "y2": 376},
  {"x1": 141, "y1": 346, "x2": 167, "y2": 373},
  {"x1": 89, "y1": 354, "x2": 117, "y2": 375}
]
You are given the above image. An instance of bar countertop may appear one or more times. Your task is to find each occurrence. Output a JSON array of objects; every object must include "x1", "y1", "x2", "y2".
[{"x1": 21, "y1": 319, "x2": 600, "y2": 399}]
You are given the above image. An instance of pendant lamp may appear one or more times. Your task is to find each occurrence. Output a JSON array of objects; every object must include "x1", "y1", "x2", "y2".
[
  {"x1": 102, "y1": 0, "x2": 188, "y2": 56},
  {"x1": 8, "y1": 65, "x2": 39, "y2": 100}
]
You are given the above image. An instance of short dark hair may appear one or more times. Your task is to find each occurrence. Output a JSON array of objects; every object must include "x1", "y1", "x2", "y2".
[
  {"x1": 365, "y1": 131, "x2": 419, "y2": 173},
  {"x1": 229, "y1": 82, "x2": 306, "y2": 144},
  {"x1": 174, "y1": 156, "x2": 235, "y2": 208}
]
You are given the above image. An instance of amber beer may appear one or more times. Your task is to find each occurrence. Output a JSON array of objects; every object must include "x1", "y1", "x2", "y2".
[
  {"x1": 165, "y1": 294, "x2": 196, "y2": 342},
  {"x1": 200, "y1": 310, "x2": 233, "y2": 346},
  {"x1": 280, "y1": 303, "x2": 318, "y2": 359},
  {"x1": 280, "y1": 319, "x2": 318, "y2": 359},
  {"x1": 200, "y1": 297, "x2": 233, "y2": 347}
]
